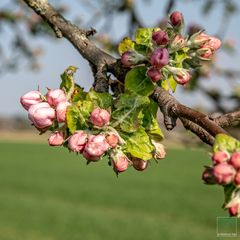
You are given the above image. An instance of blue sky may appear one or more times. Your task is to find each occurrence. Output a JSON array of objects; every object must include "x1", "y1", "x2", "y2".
[{"x1": 1, "y1": 0, "x2": 240, "y2": 116}]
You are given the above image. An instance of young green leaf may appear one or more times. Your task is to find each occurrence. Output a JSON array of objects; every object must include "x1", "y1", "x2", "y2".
[
  {"x1": 60, "y1": 66, "x2": 78, "y2": 98},
  {"x1": 66, "y1": 100, "x2": 94, "y2": 134},
  {"x1": 143, "y1": 100, "x2": 164, "y2": 141},
  {"x1": 86, "y1": 89, "x2": 113, "y2": 109},
  {"x1": 118, "y1": 37, "x2": 135, "y2": 55},
  {"x1": 125, "y1": 66, "x2": 155, "y2": 96},
  {"x1": 122, "y1": 127, "x2": 154, "y2": 160},
  {"x1": 135, "y1": 28, "x2": 156, "y2": 47},
  {"x1": 111, "y1": 93, "x2": 149, "y2": 132},
  {"x1": 213, "y1": 134, "x2": 240, "y2": 154}
]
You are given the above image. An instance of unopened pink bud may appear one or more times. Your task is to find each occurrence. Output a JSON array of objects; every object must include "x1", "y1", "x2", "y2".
[
  {"x1": 170, "y1": 11, "x2": 184, "y2": 27},
  {"x1": 20, "y1": 90, "x2": 43, "y2": 110},
  {"x1": 56, "y1": 101, "x2": 71, "y2": 123},
  {"x1": 197, "y1": 47, "x2": 213, "y2": 59},
  {"x1": 90, "y1": 108, "x2": 110, "y2": 127},
  {"x1": 229, "y1": 152, "x2": 240, "y2": 170},
  {"x1": 121, "y1": 51, "x2": 146, "y2": 67},
  {"x1": 171, "y1": 35, "x2": 186, "y2": 51},
  {"x1": 131, "y1": 157, "x2": 148, "y2": 171},
  {"x1": 212, "y1": 151, "x2": 230, "y2": 165},
  {"x1": 106, "y1": 134, "x2": 119, "y2": 148},
  {"x1": 228, "y1": 204, "x2": 240, "y2": 217},
  {"x1": 150, "y1": 48, "x2": 169, "y2": 68},
  {"x1": 147, "y1": 67, "x2": 162, "y2": 82},
  {"x1": 82, "y1": 150, "x2": 100, "y2": 162},
  {"x1": 173, "y1": 69, "x2": 191, "y2": 85},
  {"x1": 48, "y1": 131, "x2": 64, "y2": 146},
  {"x1": 208, "y1": 36, "x2": 221, "y2": 51},
  {"x1": 68, "y1": 131, "x2": 88, "y2": 152},
  {"x1": 202, "y1": 167, "x2": 217, "y2": 185},
  {"x1": 110, "y1": 150, "x2": 129, "y2": 174},
  {"x1": 234, "y1": 171, "x2": 240, "y2": 186},
  {"x1": 46, "y1": 89, "x2": 67, "y2": 107},
  {"x1": 213, "y1": 163, "x2": 236, "y2": 185},
  {"x1": 28, "y1": 102, "x2": 55, "y2": 130},
  {"x1": 189, "y1": 32, "x2": 210, "y2": 48},
  {"x1": 152, "y1": 30, "x2": 169, "y2": 45},
  {"x1": 84, "y1": 134, "x2": 109, "y2": 157}
]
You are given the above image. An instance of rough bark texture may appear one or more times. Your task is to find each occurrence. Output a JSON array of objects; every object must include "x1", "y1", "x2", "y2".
[{"x1": 23, "y1": 0, "x2": 240, "y2": 146}]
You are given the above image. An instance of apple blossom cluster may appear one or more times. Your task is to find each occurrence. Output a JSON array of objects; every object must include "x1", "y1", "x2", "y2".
[
  {"x1": 119, "y1": 11, "x2": 221, "y2": 90},
  {"x1": 20, "y1": 66, "x2": 166, "y2": 175},
  {"x1": 202, "y1": 134, "x2": 240, "y2": 217}
]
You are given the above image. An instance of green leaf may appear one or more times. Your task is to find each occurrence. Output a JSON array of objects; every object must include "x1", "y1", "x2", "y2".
[
  {"x1": 223, "y1": 184, "x2": 237, "y2": 207},
  {"x1": 125, "y1": 66, "x2": 155, "y2": 96},
  {"x1": 160, "y1": 79, "x2": 169, "y2": 91},
  {"x1": 143, "y1": 100, "x2": 164, "y2": 141},
  {"x1": 213, "y1": 134, "x2": 240, "y2": 154},
  {"x1": 134, "y1": 44, "x2": 149, "y2": 55},
  {"x1": 122, "y1": 127, "x2": 154, "y2": 160},
  {"x1": 135, "y1": 28, "x2": 156, "y2": 47},
  {"x1": 173, "y1": 51, "x2": 189, "y2": 68},
  {"x1": 86, "y1": 89, "x2": 113, "y2": 109},
  {"x1": 66, "y1": 100, "x2": 94, "y2": 134},
  {"x1": 118, "y1": 37, "x2": 135, "y2": 55},
  {"x1": 71, "y1": 84, "x2": 87, "y2": 102},
  {"x1": 168, "y1": 75, "x2": 177, "y2": 92},
  {"x1": 111, "y1": 93, "x2": 149, "y2": 132},
  {"x1": 60, "y1": 66, "x2": 78, "y2": 98}
]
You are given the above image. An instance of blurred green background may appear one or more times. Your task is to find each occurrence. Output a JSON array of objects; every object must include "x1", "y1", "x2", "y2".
[{"x1": 0, "y1": 142, "x2": 228, "y2": 240}]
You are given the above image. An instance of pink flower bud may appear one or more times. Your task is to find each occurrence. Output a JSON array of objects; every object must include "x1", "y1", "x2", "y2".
[
  {"x1": 82, "y1": 150, "x2": 100, "y2": 162},
  {"x1": 152, "y1": 141, "x2": 166, "y2": 160},
  {"x1": 90, "y1": 108, "x2": 110, "y2": 127},
  {"x1": 202, "y1": 167, "x2": 217, "y2": 185},
  {"x1": 28, "y1": 102, "x2": 55, "y2": 130},
  {"x1": 84, "y1": 134, "x2": 109, "y2": 157},
  {"x1": 20, "y1": 90, "x2": 43, "y2": 110},
  {"x1": 150, "y1": 48, "x2": 169, "y2": 68},
  {"x1": 189, "y1": 32, "x2": 210, "y2": 48},
  {"x1": 208, "y1": 36, "x2": 221, "y2": 51},
  {"x1": 229, "y1": 152, "x2": 240, "y2": 170},
  {"x1": 110, "y1": 150, "x2": 129, "y2": 174},
  {"x1": 170, "y1": 11, "x2": 184, "y2": 27},
  {"x1": 121, "y1": 51, "x2": 146, "y2": 67},
  {"x1": 48, "y1": 131, "x2": 64, "y2": 146},
  {"x1": 171, "y1": 35, "x2": 186, "y2": 51},
  {"x1": 211, "y1": 151, "x2": 230, "y2": 165},
  {"x1": 46, "y1": 89, "x2": 67, "y2": 107},
  {"x1": 131, "y1": 157, "x2": 148, "y2": 171},
  {"x1": 56, "y1": 101, "x2": 71, "y2": 123},
  {"x1": 152, "y1": 30, "x2": 169, "y2": 45},
  {"x1": 166, "y1": 66, "x2": 191, "y2": 85},
  {"x1": 197, "y1": 47, "x2": 213, "y2": 59},
  {"x1": 68, "y1": 131, "x2": 88, "y2": 152},
  {"x1": 106, "y1": 134, "x2": 119, "y2": 148},
  {"x1": 234, "y1": 171, "x2": 240, "y2": 186},
  {"x1": 228, "y1": 204, "x2": 240, "y2": 217},
  {"x1": 213, "y1": 163, "x2": 236, "y2": 185},
  {"x1": 147, "y1": 67, "x2": 162, "y2": 82}
]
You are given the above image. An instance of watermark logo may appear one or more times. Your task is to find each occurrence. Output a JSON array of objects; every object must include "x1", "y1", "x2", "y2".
[{"x1": 217, "y1": 217, "x2": 238, "y2": 237}]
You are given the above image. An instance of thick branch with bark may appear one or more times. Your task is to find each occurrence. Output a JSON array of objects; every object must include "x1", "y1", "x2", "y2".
[
  {"x1": 22, "y1": 0, "x2": 239, "y2": 146},
  {"x1": 214, "y1": 111, "x2": 240, "y2": 128}
]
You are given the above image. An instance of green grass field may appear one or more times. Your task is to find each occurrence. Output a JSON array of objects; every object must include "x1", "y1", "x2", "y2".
[{"x1": 0, "y1": 142, "x2": 229, "y2": 240}]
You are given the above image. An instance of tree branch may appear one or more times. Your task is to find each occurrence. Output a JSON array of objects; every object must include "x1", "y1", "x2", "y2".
[
  {"x1": 213, "y1": 110, "x2": 240, "y2": 128},
  {"x1": 152, "y1": 87, "x2": 227, "y2": 137},
  {"x1": 180, "y1": 117, "x2": 215, "y2": 145},
  {"x1": 22, "y1": 0, "x2": 116, "y2": 92}
]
